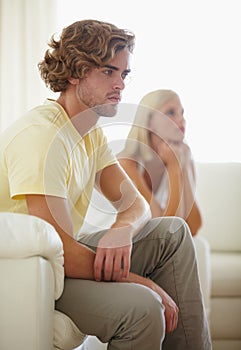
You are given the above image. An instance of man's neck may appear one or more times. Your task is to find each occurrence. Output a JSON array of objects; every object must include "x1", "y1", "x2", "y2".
[{"x1": 56, "y1": 92, "x2": 99, "y2": 137}]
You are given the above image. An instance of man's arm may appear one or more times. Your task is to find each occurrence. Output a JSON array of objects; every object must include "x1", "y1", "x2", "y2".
[
  {"x1": 94, "y1": 162, "x2": 151, "y2": 281},
  {"x1": 26, "y1": 175, "x2": 178, "y2": 333},
  {"x1": 26, "y1": 161, "x2": 151, "y2": 281},
  {"x1": 96, "y1": 162, "x2": 151, "y2": 230},
  {"x1": 26, "y1": 194, "x2": 96, "y2": 279}
]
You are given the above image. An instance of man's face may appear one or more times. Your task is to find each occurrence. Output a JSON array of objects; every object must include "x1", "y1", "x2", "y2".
[{"x1": 76, "y1": 48, "x2": 131, "y2": 117}]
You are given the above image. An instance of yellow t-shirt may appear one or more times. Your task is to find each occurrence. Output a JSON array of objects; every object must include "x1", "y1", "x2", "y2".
[{"x1": 0, "y1": 99, "x2": 117, "y2": 235}]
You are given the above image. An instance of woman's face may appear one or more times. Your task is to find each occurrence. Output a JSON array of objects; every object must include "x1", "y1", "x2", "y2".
[{"x1": 149, "y1": 96, "x2": 186, "y2": 143}]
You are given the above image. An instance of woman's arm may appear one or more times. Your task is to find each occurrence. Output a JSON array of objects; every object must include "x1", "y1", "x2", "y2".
[
  {"x1": 119, "y1": 143, "x2": 202, "y2": 236},
  {"x1": 118, "y1": 158, "x2": 163, "y2": 217},
  {"x1": 119, "y1": 154, "x2": 183, "y2": 218},
  {"x1": 181, "y1": 160, "x2": 202, "y2": 236},
  {"x1": 151, "y1": 140, "x2": 184, "y2": 218},
  {"x1": 159, "y1": 141, "x2": 202, "y2": 235}
]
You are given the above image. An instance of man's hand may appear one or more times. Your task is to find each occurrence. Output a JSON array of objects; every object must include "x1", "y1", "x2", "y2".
[
  {"x1": 94, "y1": 163, "x2": 151, "y2": 281},
  {"x1": 139, "y1": 276, "x2": 179, "y2": 334},
  {"x1": 118, "y1": 272, "x2": 179, "y2": 333},
  {"x1": 153, "y1": 283, "x2": 179, "y2": 333},
  {"x1": 94, "y1": 226, "x2": 132, "y2": 281}
]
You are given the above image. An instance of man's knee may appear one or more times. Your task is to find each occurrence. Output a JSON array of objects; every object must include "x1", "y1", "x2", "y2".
[
  {"x1": 163, "y1": 216, "x2": 196, "y2": 259},
  {"x1": 158, "y1": 216, "x2": 191, "y2": 238},
  {"x1": 112, "y1": 283, "x2": 165, "y2": 344},
  {"x1": 138, "y1": 216, "x2": 192, "y2": 244},
  {"x1": 123, "y1": 284, "x2": 163, "y2": 320},
  {"x1": 132, "y1": 284, "x2": 165, "y2": 322}
]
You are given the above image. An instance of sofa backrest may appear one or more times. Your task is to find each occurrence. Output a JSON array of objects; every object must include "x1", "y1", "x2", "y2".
[{"x1": 195, "y1": 162, "x2": 241, "y2": 252}]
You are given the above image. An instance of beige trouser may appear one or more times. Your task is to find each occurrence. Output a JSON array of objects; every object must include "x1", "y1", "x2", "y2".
[{"x1": 55, "y1": 217, "x2": 212, "y2": 350}]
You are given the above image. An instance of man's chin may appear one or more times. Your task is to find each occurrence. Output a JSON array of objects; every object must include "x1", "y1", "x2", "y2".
[{"x1": 94, "y1": 103, "x2": 119, "y2": 118}]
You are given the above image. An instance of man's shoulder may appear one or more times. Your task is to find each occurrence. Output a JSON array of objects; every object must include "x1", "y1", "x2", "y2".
[{"x1": 6, "y1": 99, "x2": 68, "y2": 137}]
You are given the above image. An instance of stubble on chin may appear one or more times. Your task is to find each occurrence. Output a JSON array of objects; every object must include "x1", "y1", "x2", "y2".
[
  {"x1": 93, "y1": 103, "x2": 119, "y2": 118},
  {"x1": 76, "y1": 85, "x2": 119, "y2": 118}
]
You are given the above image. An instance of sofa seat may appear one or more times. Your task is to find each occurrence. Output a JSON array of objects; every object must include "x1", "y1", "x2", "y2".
[
  {"x1": 210, "y1": 252, "x2": 241, "y2": 341},
  {"x1": 211, "y1": 252, "x2": 241, "y2": 297},
  {"x1": 196, "y1": 162, "x2": 241, "y2": 350}
]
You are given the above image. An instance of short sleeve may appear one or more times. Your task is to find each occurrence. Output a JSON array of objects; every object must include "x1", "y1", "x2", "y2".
[
  {"x1": 94, "y1": 128, "x2": 118, "y2": 173},
  {"x1": 5, "y1": 125, "x2": 69, "y2": 199}
]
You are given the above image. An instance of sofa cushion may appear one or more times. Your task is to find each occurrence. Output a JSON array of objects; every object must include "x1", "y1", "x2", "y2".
[
  {"x1": 211, "y1": 252, "x2": 241, "y2": 296},
  {"x1": 196, "y1": 162, "x2": 241, "y2": 252},
  {"x1": 212, "y1": 340, "x2": 241, "y2": 350},
  {"x1": 210, "y1": 298, "x2": 241, "y2": 339}
]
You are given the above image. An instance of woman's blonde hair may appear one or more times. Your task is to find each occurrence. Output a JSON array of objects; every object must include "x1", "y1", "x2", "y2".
[
  {"x1": 38, "y1": 19, "x2": 135, "y2": 92},
  {"x1": 120, "y1": 89, "x2": 179, "y2": 161}
]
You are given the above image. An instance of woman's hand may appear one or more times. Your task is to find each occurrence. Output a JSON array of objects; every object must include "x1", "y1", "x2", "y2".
[
  {"x1": 157, "y1": 139, "x2": 191, "y2": 168},
  {"x1": 156, "y1": 140, "x2": 178, "y2": 166}
]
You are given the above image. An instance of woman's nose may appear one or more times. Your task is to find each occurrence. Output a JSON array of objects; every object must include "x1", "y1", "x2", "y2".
[{"x1": 177, "y1": 113, "x2": 185, "y2": 124}]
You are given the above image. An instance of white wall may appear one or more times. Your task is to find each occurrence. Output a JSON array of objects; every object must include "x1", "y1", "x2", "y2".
[
  {"x1": 0, "y1": 0, "x2": 57, "y2": 131},
  {"x1": 57, "y1": 0, "x2": 241, "y2": 162}
]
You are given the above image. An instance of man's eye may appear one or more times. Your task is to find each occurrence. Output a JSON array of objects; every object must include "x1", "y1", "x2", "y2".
[
  {"x1": 121, "y1": 73, "x2": 128, "y2": 80},
  {"x1": 103, "y1": 69, "x2": 113, "y2": 76}
]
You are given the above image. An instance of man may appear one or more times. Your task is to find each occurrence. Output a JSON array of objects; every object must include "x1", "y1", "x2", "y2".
[{"x1": 0, "y1": 20, "x2": 211, "y2": 349}]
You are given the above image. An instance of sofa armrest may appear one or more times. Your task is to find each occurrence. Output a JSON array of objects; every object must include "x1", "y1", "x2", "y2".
[
  {"x1": 0, "y1": 256, "x2": 55, "y2": 350},
  {"x1": 0, "y1": 212, "x2": 64, "y2": 299},
  {"x1": 0, "y1": 212, "x2": 86, "y2": 350}
]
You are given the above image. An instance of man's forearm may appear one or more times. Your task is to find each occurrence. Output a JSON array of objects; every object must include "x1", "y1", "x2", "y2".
[{"x1": 111, "y1": 194, "x2": 151, "y2": 237}]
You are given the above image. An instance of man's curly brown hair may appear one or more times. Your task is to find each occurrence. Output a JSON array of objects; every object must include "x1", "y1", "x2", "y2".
[{"x1": 38, "y1": 19, "x2": 135, "y2": 92}]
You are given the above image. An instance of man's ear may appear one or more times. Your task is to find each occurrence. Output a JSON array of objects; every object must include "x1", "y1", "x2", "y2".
[{"x1": 68, "y1": 77, "x2": 80, "y2": 85}]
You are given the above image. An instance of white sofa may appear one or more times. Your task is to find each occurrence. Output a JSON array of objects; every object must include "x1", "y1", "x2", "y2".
[
  {"x1": 0, "y1": 203, "x2": 211, "y2": 350},
  {"x1": 196, "y1": 162, "x2": 241, "y2": 350}
]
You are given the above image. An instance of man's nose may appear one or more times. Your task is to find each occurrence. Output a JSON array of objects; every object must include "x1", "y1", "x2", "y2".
[{"x1": 113, "y1": 76, "x2": 125, "y2": 91}]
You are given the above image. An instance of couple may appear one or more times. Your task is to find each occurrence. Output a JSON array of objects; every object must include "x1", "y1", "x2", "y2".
[{"x1": 0, "y1": 19, "x2": 211, "y2": 349}]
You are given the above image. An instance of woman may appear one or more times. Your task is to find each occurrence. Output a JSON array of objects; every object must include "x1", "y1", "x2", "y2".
[{"x1": 118, "y1": 89, "x2": 202, "y2": 236}]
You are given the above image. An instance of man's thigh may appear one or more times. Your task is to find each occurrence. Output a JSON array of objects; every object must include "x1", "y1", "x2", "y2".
[{"x1": 55, "y1": 278, "x2": 164, "y2": 344}]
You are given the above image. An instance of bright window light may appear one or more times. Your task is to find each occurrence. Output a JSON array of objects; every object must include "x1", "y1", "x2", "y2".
[{"x1": 57, "y1": 0, "x2": 241, "y2": 162}]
